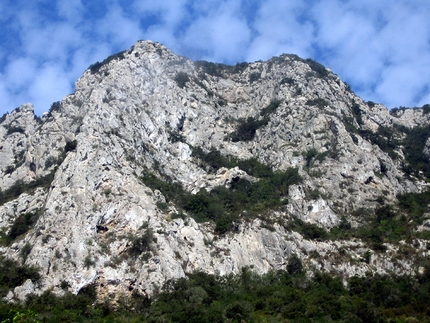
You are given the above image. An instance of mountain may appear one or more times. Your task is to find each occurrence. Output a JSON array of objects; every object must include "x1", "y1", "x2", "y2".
[{"x1": 1, "y1": 40, "x2": 430, "y2": 303}]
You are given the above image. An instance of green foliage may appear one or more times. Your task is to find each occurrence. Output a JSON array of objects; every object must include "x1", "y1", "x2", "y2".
[
  {"x1": 249, "y1": 72, "x2": 261, "y2": 83},
  {"x1": 305, "y1": 58, "x2": 329, "y2": 78},
  {"x1": 0, "y1": 112, "x2": 8, "y2": 123},
  {"x1": 6, "y1": 126, "x2": 25, "y2": 135},
  {"x1": 174, "y1": 72, "x2": 190, "y2": 88},
  {"x1": 259, "y1": 99, "x2": 282, "y2": 117},
  {"x1": 304, "y1": 148, "x2": 328, "y2": 167},
  {"x1": 227, "y1": 100, "x2": 282, "y2": 142},
  {"x1": 5, "y1": 212, "x2": 40, "y2": 244},
  {"x1": 194, "y1": 60, "x2": 249, "y2": 77},
  {"x1": 329, "y1": 189, "x2": 430, "y2": 248},
  {"x1": 351, "y1": 101, "x2": 363, "y2": 125},
  {"x1": 20, "y1": 242, "x2": 32, "y2": 261},
  {"x1": 194, "y1": 60, "x2": 225, "y2": 77},
  {"x1": 422, "y1": 103, "x2": 430, "y2": 114},
  {"x1": 0, "y1": 170, "x2": 56, "y2": 207},
  {"x1": 0, "y1": 256, "x2": 40, "y2": 297},
  {"x1": 128, "y1": 228, "x2": 155, "y2": 258},
  {"x1": 49, "y1": 101, "x2": 61, "y2": 114},
  {"x1": 191, "y1": 147, "x2": 273, "y2": 178},
  {"x1": 287, "y1": 254, "x2": 303, "y2": 275},
  {"x1": 89, "y1": 50, "x2": 126, "y2": 74},
  {"x1": 400, "y1": 124, "x2": 430, "y2": 177},
  {"x1": 141, "y1": 158, "x2": 301, "y2": 234},
  {"x1": 1, "y1": 267, "x2": 430, "y2": 322},
  {"x1": 64, "y1": 140, "x2": 77, "y2": 152},
  {"x1": 167, "y1": 129, "x2": 186, "y2": 143},
  {"x1": 182, "y1": 167, "x2": 301, "y2": 233},
  {"x1": 280, "y1": 77, "x2": 295, "y2": 85},
  {"x1": 83, "y1": 254, "x2": 96, "y2": 269},
  {"x1": 228, "y1": 117, "x2": 269, "y2": 142},
  {"x1": 305, "y1": 98, "x2": 329, "y2": 109},
  {"x1": 289, "y1": 218, "x2": 328, "y2": 240}
]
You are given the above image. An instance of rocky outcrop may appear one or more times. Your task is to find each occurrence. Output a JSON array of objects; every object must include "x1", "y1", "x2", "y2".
[{"x1": 0, "y1": 40, "x2": 429, "y2": 301}]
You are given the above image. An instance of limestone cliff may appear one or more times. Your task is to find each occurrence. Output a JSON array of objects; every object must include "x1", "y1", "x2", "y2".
[{"x1": 1, "y1": 40, "x2": 429, "y2": 301}]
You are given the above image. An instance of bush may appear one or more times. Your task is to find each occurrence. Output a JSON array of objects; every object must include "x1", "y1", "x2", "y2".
[
  {"x1": 305, "y1": 98, "x2": 329, "y2": 109},
  {"x1": 49, "y1": 101, "x2": 62, "y2": 114},
  {"x1": 305, "y1": 58, "x2": 329, "y2": 78},
  {"x1": 128, "y1": 228, "x2": 155, "y2": 258},
  {"x1": 260, "y1": 100, "x2": 282, "y2": 117},
  {"x1": 228, "y1": 117, "x2": 269, "y2": 142},
  {"x1": 174, "y1": 72, "x2": 190, "y2": 88},
  {"x1": 141, "y1": 159, "x2": 302, "y2": 234},
  {"x1": 6, "y1": 126, "x2": 25, "y2": 135},
  {"x1": 64, "y1": 140, "x2": 77, "y2": 152},
  {"x1": 0, "y1": 256, "x2": 40, "y2": 296},
  {"x1": 88, "y1": 50, "x2": 126, "y2": 74},
  {"x1": 249, "y1": 72, "x2": 261, "y2": 83},
  {"x1": 7, "y1": 212, "x2": 40, "y2": 244}
]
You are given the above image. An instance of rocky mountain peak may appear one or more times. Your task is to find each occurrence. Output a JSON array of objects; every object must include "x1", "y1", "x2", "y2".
[{"x1": 1, "y1": 40, "x2": 429, "y2": 302}]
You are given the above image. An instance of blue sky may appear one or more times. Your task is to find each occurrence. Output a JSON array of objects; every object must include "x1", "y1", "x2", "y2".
[{"x1": 1, "y1": 0, "x2": 430, "y2": 116}]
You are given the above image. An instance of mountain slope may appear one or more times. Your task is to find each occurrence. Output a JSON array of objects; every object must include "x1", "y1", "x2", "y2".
[{"x1": 1, "y1": 40, "x2": 429, "y2": 301}]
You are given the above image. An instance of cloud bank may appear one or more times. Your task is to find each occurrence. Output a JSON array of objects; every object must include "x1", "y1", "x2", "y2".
[{"x1": 1, "y1": 0, "x2": 429, "y2": 115}]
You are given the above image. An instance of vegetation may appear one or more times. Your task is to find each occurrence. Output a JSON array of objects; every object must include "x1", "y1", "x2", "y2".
[
  {"x1": 228, "y1": 116, "x2": 269, "y2": 142},
  {"x1": 194, "y1": 60, "x2": 249, "y2": 77},
  {"x1": 141, "y1": 152, "x2": 301, "y2": 234},
  {"x1": 305, "y1": 58, "x2": 329, "y2": 78},
  {"x1": 0, "y1": 171, "x2": 55, "y2": 207},
  {"x1": 249, "y1": 72, "x2": 261, "y2": 83},
  {"x1": 305, "y1": 98, "x2": 329, "y2": 109},
  {"x1": 1, "y1": 211, "x2": 41, "y2": 245},
  {"x1": 48, "y1": 101, "x2": 62, "y2": 114},
  {"x1": 174, "y1": 72, "x2": 190, "y2": 89},
  {"x1": 1, "y1": 266, "x2": 430, "y2": 322},
  {"x1": 0, "y1": 256, "x2": 40, "y2": 297},
  {"x1": 6, "y1": 126, "x2": 25, "y2": 135},
  {"x1": 399, "y1": 124, "x2": 430, "y2": 177},
  {"x1": 192, "y1": 147, "x2": 273, "y2": 177},
  {"x1": 88, "y1": 50, "x2": 126, "y2": 74},
  {"x1": 327, "y1": 189, "x2": 430, "y2": 249},
  {"x1": 227, "y1": 100, "x2": 282, "y2": 142},
  {"x1": 128, "y1": 228, "x2": 156, "y2": 259}
]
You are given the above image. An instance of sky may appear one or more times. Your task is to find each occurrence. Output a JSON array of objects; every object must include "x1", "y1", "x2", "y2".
[{"x1": 1, "y1": 0, "x2": 430, "y2": 116}]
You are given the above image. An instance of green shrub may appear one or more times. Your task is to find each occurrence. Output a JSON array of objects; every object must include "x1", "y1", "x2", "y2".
[
  {"x1": 49, "y1": 101, "x2": 62, "y2": 114},
  {"x1": 280, "y1": 77, "x2": 295, "y2": 85},
  {"x1": 174, "y1": 72, "x2": 190, "y2": 88},
  {"x1": 305, "y1": 58, "x2": 329, "y2": 78},
  {"x1": 20, "y1": 242, "x2": 32, "y2": 261},
  {"x1": 290, "y1": 218, "x2": 328, "y2": 240},
  {"x1": 0, "y1": 112, "x2": 8, "y2": 123},
  {"x1": 88, "y1": 50, "x2": 126, "y2": 74},
  {"x1": 7, "y1": 212, "x2": 40, "y2": 244},
  {"x1": 64, "y1": 140, "x2": 77, "y2": 152},
  {"x1": 6, "y1": 126, "x2": 25, "y2": 135},
  {"x1": 228, "y1": 117, "x2": 269, "y2": 142},
  {"x1": 287, "y1": 254, "x2": 303, "y2": 275},
  {"x1": 141, "y1": 160, "x2": 301, "y2": 234},
  {"x1": 249, "y1": 72, "x2": 261, "y2": 83},
  {"x1": 305, "y1": 98, "x2": 329, "y2": 109},
  {"x1": 260, "y1": 99, "x2": 282, "y2": 117},
  {"x1": 0, "y1": 256, "x2": 40, "y2": 296},
  {"x1": 128, "y1": 228, "x2": 155, "y2": 258}
]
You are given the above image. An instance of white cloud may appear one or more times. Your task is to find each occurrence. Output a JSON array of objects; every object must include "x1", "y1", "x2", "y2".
[
  {"x1": 1, "y1": 0, "x2": 430, "y2": 116},
  {"x1": 96, "y1": 5, "x2": 144, "y2": 50},
  {"x1": 56, "y1": 0, "x2": 84, "y2": 23},
  {"x1": 28, "y1": 63, "x2": 73, "y2": 111},
  {"x1": 182, "y1": 0, "x2": 251, "y2": 63},
  {"x1": 246, "y1": 0, "x2": 314, "y2": 61}
]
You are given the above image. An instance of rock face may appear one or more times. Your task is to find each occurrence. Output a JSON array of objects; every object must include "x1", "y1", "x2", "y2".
[{"x1": 1, "y1": 40, "x2": 429, "y2": 301}]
